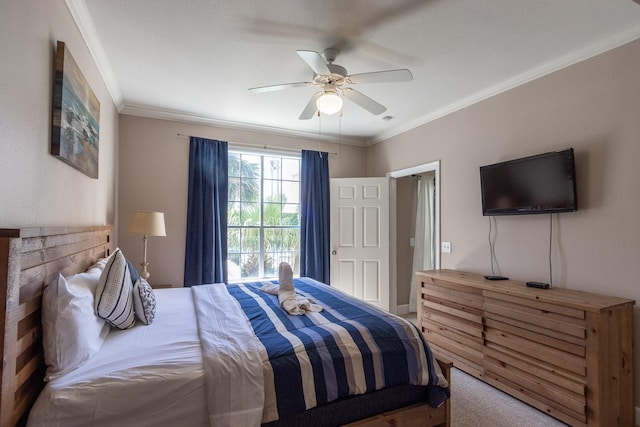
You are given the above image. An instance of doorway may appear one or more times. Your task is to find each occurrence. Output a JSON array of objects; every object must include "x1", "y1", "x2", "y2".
[{"x1": 388, "y1": 161, "x2": 440, "y2": 315}]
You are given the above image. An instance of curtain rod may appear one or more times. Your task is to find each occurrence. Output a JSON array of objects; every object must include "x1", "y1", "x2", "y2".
[{"x1": 176, "y1": 133, "x2": 337, "y2": 156}]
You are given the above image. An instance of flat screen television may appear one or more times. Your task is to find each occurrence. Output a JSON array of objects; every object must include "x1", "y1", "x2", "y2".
[{"x1": 480, "y1": 148, "x2": 577, "y2": 216}]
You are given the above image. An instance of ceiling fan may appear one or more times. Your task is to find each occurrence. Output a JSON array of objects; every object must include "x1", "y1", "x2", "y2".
[{"x1": 248, "y1": 48, "x2": 413, "y2": 120}]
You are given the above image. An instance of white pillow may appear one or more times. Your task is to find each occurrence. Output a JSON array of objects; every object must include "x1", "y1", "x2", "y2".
[
  {"x1": 90, "y1": 257, "x2": 108, "y2": 272},
  {"x1": 42, "y1": 271, "x2": 110, "y2": 381},
  {"x1": 95, "y1": 249, "x2": 136, "y2": 329},
  {"x1": 133, "y1": 277, "x2": 156, "y2": 324}
]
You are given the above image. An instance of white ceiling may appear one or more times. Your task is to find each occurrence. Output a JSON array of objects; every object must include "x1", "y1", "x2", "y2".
[{"x1": 68, "y1": 0, "x2": 640, "y2": 145}]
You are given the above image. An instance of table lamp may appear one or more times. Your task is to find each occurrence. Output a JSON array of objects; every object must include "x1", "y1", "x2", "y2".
[{"x1": 126, "y1": 210, "x2": 166, "y2": 279}]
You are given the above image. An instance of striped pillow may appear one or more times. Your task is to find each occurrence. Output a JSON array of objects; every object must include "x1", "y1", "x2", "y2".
[{"x1": 95, "y1": 249, "x2": 136, "y2": 329}]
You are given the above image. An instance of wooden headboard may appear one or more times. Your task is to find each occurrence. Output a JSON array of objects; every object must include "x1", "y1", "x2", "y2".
[{"x1": 0, "y1": 226, "x2": 112, "y2": 427}]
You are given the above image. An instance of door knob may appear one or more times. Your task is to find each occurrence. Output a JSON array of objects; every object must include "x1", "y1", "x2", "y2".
[{"x1": 331, "y1": 250, "x2": 337, "y2": 255}]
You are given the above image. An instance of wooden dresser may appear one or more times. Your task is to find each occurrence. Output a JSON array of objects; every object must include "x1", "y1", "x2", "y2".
[{"x1": 416, "y1": 269, "x2": 635, "y2": 427}]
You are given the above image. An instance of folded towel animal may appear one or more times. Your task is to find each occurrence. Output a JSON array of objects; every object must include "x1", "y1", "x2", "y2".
[
  {"x1": 277, "y1": 263, "x2": 322, "y2": 315},
  {"x1": 259, "y1": 282, "x2": 279, "y2": 295}
]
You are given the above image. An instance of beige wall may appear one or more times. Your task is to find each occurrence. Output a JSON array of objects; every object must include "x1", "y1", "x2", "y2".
[
  {"x1": 368, "y1": 39, "x2": 640, "y2": 404},
  {"x1": 118, "y1": 115, "x2": 367, "y2": 287},
  {"x1": 0, "y1": 1, "x2": 118, "y2": 228}
]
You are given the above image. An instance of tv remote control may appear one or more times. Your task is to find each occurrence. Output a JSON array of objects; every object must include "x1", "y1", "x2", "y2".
[{"x1": 526, "y1": 281, "x2": 550, "y2": 289}]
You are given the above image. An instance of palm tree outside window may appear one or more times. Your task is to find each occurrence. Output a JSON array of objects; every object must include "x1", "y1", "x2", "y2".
[{"x1": 227, "y1": 150, "x2": 301, "y2": 281}]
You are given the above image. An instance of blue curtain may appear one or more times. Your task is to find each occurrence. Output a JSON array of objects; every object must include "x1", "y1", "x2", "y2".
[
  {"x1": 300, "y1": 150, "x2": 330, "y2": 284},
  {"x1": 184, "y1": 137, "x2": 228, "y2": 286}
]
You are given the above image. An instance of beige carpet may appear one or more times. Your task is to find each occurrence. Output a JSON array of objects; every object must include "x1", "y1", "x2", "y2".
[{"x1": 450, "y1": 368, "x2": 567, "y2": 426}]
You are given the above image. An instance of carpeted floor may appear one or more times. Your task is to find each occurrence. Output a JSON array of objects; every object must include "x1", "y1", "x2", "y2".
[{"x1": 450, "y1": 367, "x2": 567, "y2": 426}]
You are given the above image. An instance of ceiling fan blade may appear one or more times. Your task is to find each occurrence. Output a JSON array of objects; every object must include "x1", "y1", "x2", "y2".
[
  {"x1": 347, "y1": 69, "x2": 413, "y2": 85},
  {"x1": 248, "y1": 82, "x2": 313, "y2": 93},
  {"x1": 297, "y1": 50, "x2": 331, "y2": 76},
  {"x1": 299, "y1": 92, "x2": 322, "y2": 120},
  {"x1": 342, "y1": 88, "x2": 387, "y2": 115}
]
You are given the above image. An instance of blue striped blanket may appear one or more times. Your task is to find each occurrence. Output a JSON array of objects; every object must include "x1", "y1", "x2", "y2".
[{"x1": 193, "y1": 278, "x2": 449, "y2": 426}]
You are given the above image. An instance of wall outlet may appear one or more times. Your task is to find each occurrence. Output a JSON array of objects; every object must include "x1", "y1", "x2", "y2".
[{"x1": 441, "y1": 241, "x2": 452, "y2": 253}]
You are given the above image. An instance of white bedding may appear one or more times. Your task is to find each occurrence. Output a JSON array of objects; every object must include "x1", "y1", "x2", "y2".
[
  {"x1": 28, "y1": 288, "x2": 209, "y2": 427},
  {"x1": 192, "y1": 284, "x2": 265, "y2": 427}
]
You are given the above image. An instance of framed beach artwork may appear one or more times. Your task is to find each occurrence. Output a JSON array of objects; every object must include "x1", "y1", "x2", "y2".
[{"x1": 51, "y1": 41, "x2": 100, "y2": 178}]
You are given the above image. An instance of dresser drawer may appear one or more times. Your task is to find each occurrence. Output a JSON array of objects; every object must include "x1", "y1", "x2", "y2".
[
  {"x1": 482, "y1": 290, "x2": 588, "y2": 424},
  {"x1": 483, "y1": 291, "x2": 587, "y2": 372},
  {"x1": 421, "y1": 307, "x2": 484, "y2": 367},
  {"x1": 420, "y1": 277, "x2": 485, "y2": 375}
]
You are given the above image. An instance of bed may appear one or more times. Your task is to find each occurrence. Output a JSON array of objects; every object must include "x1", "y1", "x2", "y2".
[{"x1": 0, "y1": 225, "x2": 451, "y2": 427}]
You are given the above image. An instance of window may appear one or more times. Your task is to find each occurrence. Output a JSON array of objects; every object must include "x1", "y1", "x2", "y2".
[{"x1": 227, "y1": 150, "x2": 301, "y2": 281}]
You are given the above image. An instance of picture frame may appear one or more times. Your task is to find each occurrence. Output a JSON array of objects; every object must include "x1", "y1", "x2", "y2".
[{"x1": 51, "y1": 41, "x2": 100, "y2": 179}]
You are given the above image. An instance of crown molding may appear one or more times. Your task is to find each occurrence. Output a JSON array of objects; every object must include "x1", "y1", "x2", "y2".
[
  {"x1": 65, "y1": 0, "x2": 124, "y2": 109},
  {"x1": 370, "y1": 26, "x2": 640, "y2": 146},
  {"x1": 120, "y1": 104, "x2": 369, "y2": 147}
]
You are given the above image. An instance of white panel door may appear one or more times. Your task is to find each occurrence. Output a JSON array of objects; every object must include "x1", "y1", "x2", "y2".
[{"x1": 330, "y1": 178, "x2": 389, "y2": 310}]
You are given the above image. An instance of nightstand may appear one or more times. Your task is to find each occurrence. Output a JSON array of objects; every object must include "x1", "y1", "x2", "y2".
[{"x1": 150, "y1": 284, "x2": 172, "y2": 289}]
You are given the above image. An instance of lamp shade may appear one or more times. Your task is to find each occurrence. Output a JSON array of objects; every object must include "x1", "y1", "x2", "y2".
[
  {"x1": 316, "y1": 91, "x2": 343, "y2": 115},
  {"x1": 127, "y1": 211, "x2": 166, "y2": 236}
]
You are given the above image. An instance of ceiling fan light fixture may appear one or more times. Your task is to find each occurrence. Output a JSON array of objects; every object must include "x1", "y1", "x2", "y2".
[{"x1": 316, "y1": 91, "x2": 343, "y2": 115}]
